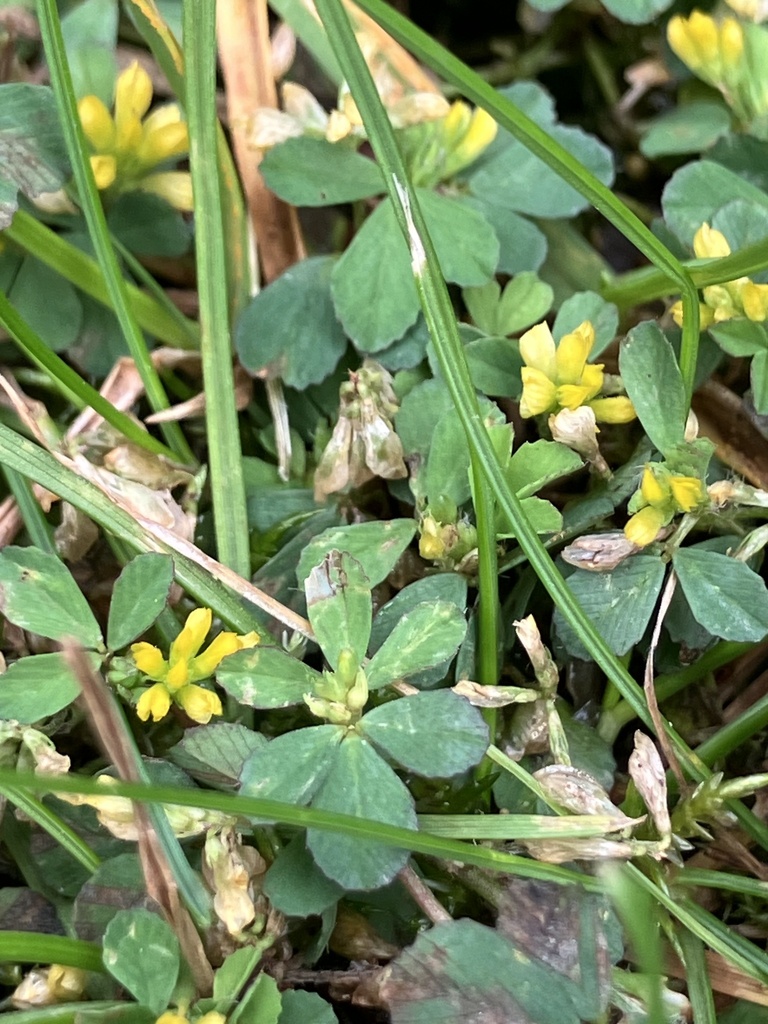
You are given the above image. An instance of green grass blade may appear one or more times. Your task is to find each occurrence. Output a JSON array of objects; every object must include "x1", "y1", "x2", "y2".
[
  {"x1": 0, "y1": 932, "x2": 103, "y2": 971},
  {"x1": 182, "y1": 0, "x2": 250, "y2": 576},
  {"x1": 1, "y1": 1005, "x2": 127, "y2": 1023},
  {"x1": 2, "y1": 468, "x2": 55, "y2": 553},
  {"x1": 0, "y1": 784, "x2": 100, "y2": 874},
  {"x1": 678, "y1": 928, "x2": 717, "y2": 1024},
  {"x1": 5, "y1": 211, "x2": 199, "y2": 349},
  {"x1": 36, "y1": 0, "x2": 194, "y2": 464},
  {"x1": 603, "y1": 237, "x2": 768, "y2": 308},
  {"x1": 348, "y1": 0, "x2": 701, "y2": 404},
  {"x1": 7, "y1": 768, "x2": 602, "y2": 891},
  {"x1": 0, "y1": 423, "x2": 266, "y2": 634},
  {"x1": 0, "y1": 290, "x2": 178, "y2": 460}
]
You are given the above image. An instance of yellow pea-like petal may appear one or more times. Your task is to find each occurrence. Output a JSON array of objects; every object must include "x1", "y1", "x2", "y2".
[
  {"x1": 587, "y1": 396, "x2": 637, "y2": 423},
  {"x1": 519, "y1": 367, "x2": 557, "y2": 417},
  {"x1": 669, "y1": 475, "x2": 704, "y2": 512},
  {"x1": 176, "y1": 684, "x2": 223, "y2": 725},
  {"x1": 640, "y1": 465, "x2": 668, "y2": 507},
  {"x1": 78, "y1": 95, "x2": 116, "y2": 150},
  {"x1": 139, "y1": 171, "x2": 194, "y2": 211},
  {"x1": 136, "y1": 683, "x2": 172, "y2": 722},
  {"x1": 130, "y1": 642, "x2": 166, "y2": 678},
  {"x1": 624, "y1": 505, "x2": 667, "y2": 547},
  {"x1": 90, "y1": 154, "x2": 117, "y2": 189},
  {"x1": 519, "y1": 321, "x2": 557, "y2": 378}
]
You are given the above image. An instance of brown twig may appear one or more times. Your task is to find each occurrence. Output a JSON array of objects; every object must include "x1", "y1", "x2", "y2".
[{"x1": 62, "y1": 643, "x2": 214, "y2": 994}]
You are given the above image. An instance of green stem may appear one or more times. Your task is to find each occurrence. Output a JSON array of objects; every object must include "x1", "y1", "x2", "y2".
[
  {"x1": 36, "y1": 0, "x2": 193, "y2": 463},
  {"x1": 0, "y1": 933, "x2": 103, "y2": 971},
  {"x1": 182, "y1": 0, "x2": 250, "y2": 576},
  {"x1": 677, "y1": 928, "x2": 716, "y2": 1024},
  {"x1": 695, "y1": 691, "x2": 768, "y2": 766},
  {"x1": 2, "y1": 468, "x2": 55, "y2": 553},
  {"x1": 471, "y1": 462, "x2": 499, "y2": 758},
  {"x1": 597, "y1": 641, "x2": 751, "y2": 744},
  {"x1": 603, "y1": 238, "x2": 768, "y2": 308},
  {"x1": 0, "y1": 785, "x2": 100, "y2": 874},
  {"x1": 349, "y1": 0, "x2": 701, "y2": 405}
]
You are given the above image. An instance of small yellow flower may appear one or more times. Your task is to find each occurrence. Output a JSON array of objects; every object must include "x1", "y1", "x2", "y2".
[
  {"x1": 131, "y1": 609, "x2": 258, "y2": 724},
  {"x1": 78, "y1": 61, "x2": 193, "y2": 210},
  {"x1": 672, "y1": 222, "x2": 768, "y2": 327},
  {"x1": 518, "y1": 320, "x2": 636, "y2": 423},
  {"x1": 439, "y1": 101, "x2": 497, "y2": 181},
  {"x1": 624, "y1": 464, "x2": 706, "y2": 546},
  {"x1": 667, "y1": 12, "x2": 744, "y2": 87}
]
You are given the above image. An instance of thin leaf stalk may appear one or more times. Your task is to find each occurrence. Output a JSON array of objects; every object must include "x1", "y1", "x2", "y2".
[
  {"x1": 182, "y1": 0, "x2": 251, "y2": 576},
  {"x1": 35, "y1": 0, "x2": 194, "y2": 463}
]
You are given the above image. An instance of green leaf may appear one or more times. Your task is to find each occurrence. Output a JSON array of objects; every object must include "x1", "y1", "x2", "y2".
[
  {"x1": 331, "y1": 198, "x2": 419, "y2": 351},
  {"x1": 0, "y1": 85, "x2": 70, "y2": 229},
  {"x1": 508, "y1": 495, "x2": 562, "y2": 536},
  {"x1": 61, "y1": 0, "x2": 118, "y2": 103},
  {"x1": 619, "y1": 322, "x2": 686, "y2": 456},
  {"x1": 306, "y1": 551, "x2": 372, "y2": 672},
  {"x1": 235, "y1": 257, "x2": 347, "y2": 389},
  {"x1": 673, "y1": 549, "x2": 768, "y2": 642},
  {"x1": 261, "y1": 137, "x2": 385, "y2": 205},
  {"x1": 708, "y1": 320, "x2": 768, "y2": 358},
  {"x1": 464, "y1": 273, "x2": 553, "y2": 336},
  {"x1": 370, "y1": 575, "x2": 467, "y2": 689},
  {"x1": 108, "y1": 192, "x2": 192, "y2": 258},
  {"x1": 424, "y1": 407, "x2": 472, "y2": 506},
  {"x1": 0, "y1": 652, "x2": 96, "y2": 722},
  {"x1": 709, "y1": 134, "x2": 768, "y2": 194},
  {"x1": 217, "y1": 646, "x2": 323, "y2": 709},
  {"x1": 752, "y1": 349, "x2": 768, "y2": 414},
  {"x1": 395, "y1": 378, "x2": 453, "y2": 457},
  {"x1": 0, "y1": 546, "x2": 102, "y2": 647},
  {"x1": 461, "y1": 195, "x2": 547, "y2": 274},
  {"x1": 279, "y1": 990, "x2": 339, "y2": 1024},
  {"x1": 712, "y1": 200, "x2": 768, "y2": 277},
  {"x1": 231, "y1": 972, "x2": 282, "y2": 1024},
  {"x1": 467, "y1": 84, "x2": 613, "y2": 219},
  {"x1": 465, "y1": 336, "x2": 523, "y2": 398},
  {"x1": 72, "y1": 852, "x2": 147, "y2": 943},
  {"x1": 602, "y1": 0, "x2": 673, "y2": 22},
  {"x1": 102, "y1": 908, "x2": 180, "y2": 1015},
  {"x1": 418, "y1": 189, "x2": 499, "y2": 286},
  {"x1": 506, "y1": 440, "x2": 583, "y2": 497},
  {"x1": 2, "y1": 253, "x2": 83, "y2": 352},
  {"x1": 168, "y1": 723, "x2": 267, "y2": 789},
  {"x1": 264, "y1": 835, "x2": 343, "y2": 916},
  {"x1": 552, "y1": 291, "x2": 619, "y2": 358},
  {"x1": 107, "y1": 553, "x2": 174, "y2": 650},
  {"x1": 361, "y1": 690, "x2": 488, "y2": 776},
  {"x1": 384, "y1": 918, "x2": 587, "y2": 1024},
  {"x1": 554, "y1": 557, "x2": 666, "y2": 659},
  {"x1": 296, "y1": 519, "x2": 417, "y2": 587},
  {"x1": 366, "y1": 601, "x2": 467, "y2": 691},
  {"x1": 239, "y1": 725, "x2": 344, "y2": 805},
  {"x1": 640, "y1": 102, "x2": 730, "y2": 158},
  {"x1": 662, "y1": 160, "x2": 768, "y2": 245},
  {"x1": 308, "y1": 733, "x2": 416, "y2": 890}
]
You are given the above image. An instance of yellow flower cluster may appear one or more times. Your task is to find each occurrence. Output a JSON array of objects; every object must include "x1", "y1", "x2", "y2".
[
  {"x1": 78, "y1": 61, "x2": 193, "y2": 210},
  {"x1": 671, "y1": 223, "x2": 768, "y2": 327},
  {"x1": 667, "y1": 11, "x2": 744, "y2": 91},
  {"x1": 624, "y1": 465, "x2": 705, "y2": 547},
  {"x1": 518, "y1": 320, "x2": 636, "y2": 423},
  {"x1": 132, "y1": 608, "x2": 258, "y2": 724}
]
